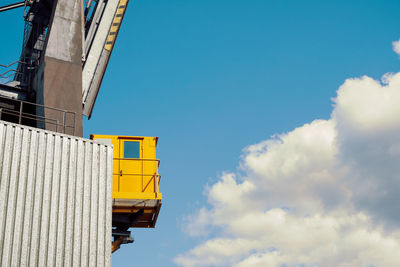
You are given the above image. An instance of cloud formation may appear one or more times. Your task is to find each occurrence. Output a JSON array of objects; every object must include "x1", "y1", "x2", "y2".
[
  {"x1": 175, "y1": 46, "x2": 400, "y2": 266},
  {"x1": 393, "y1": 40, "x2": 400, "y2": 56}
]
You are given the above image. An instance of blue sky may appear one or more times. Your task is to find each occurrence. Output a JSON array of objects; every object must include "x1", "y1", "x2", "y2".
[{"x1": 1, "y1": 1, "x2": 400, "y2": 266}]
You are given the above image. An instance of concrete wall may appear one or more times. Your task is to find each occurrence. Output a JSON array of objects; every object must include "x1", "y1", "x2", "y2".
[{"x1": 35, "y1": 0, "x2": 84, "y2": 136}]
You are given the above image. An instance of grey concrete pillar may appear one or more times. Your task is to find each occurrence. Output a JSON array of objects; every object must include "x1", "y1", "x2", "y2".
[{"x1": 36, "y1": 0, "x2": 83, "y2": 136}]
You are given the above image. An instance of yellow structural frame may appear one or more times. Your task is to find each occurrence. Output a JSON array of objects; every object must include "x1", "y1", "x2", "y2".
[
  {"x1": 90, "y1": 134, "x2": 162, "y2": 201},
  {"x1": 105, "y1": 0, "x2": 129, "y2": 51},
  {"x1": 91, "y1": 134, "x2": 162, "y2": 230}
]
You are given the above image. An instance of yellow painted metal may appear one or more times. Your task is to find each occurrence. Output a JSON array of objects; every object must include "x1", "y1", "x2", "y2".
[
  {"x1": 90, "y1": 134, "x2": 162, "y2": 201},
  {"x1": 91, "y1": 134, "x2": 162, "y2": 229},
  {"x1": 112, "y1": 238, "x2": 123, "y2": 253},
  {"x1": 104, "y1": 0, "x2": 129, "y2": 51}
]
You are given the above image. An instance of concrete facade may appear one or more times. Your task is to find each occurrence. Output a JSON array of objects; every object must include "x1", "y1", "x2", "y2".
[{"x1": 35, "y1": 0, "x2": 83, "y2": 136}]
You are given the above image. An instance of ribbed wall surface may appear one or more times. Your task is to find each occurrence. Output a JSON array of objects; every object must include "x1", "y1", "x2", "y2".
[{"x1": 0, "y1": 120, "x2": 113, "y2": 267}]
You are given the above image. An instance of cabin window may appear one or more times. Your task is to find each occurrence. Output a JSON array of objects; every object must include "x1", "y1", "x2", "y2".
[{"x1": 124, "y1": 141, "x2": 140, "y2": 158}]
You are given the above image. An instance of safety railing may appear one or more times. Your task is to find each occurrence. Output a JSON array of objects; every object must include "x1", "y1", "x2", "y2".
[
  {"x1": 0, "y1": 95, "x2": 76, "y2": 135},
  {"x1": 112, "y1": 158, "x2": 161, "y2": 196},
  {"x1": 0, "y1": 61, "x2": 26, "y2": 84},
  {"x1": 0, "y1": 1, "x2": 25, "y2": 13}
]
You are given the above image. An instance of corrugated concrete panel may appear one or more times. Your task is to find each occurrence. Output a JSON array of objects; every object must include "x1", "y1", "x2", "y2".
[{"x1": 0, "y1": 120, "x2": 112, "y2": 267}]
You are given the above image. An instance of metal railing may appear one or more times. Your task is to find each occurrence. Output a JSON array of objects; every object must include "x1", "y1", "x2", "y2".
[
  {"x1": 112, "y1": 158, "x2": 161, "y2": 195},
  {"x1": 0, "y1": 95, "x2": 76, "y2": 135},
  {"x1": 0, "y1": 61, "x2": 26, "y2": 84},
  {"x1": 0, "y1": 1, "x2": 25, "y2": 13}
]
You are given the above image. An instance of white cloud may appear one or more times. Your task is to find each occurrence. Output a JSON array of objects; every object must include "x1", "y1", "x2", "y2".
[
  {"x1": 332, "y1": 72, "x2": 400, "y2": 228},
  {"x1": 393, "y1": 40, "x2": 400, "y2": 56},
  {"x1": 176, "y1": 207, "x2": 400, "y2": 267},
  {"x1": 333, "y1": 73, "x2": 400, "y2": 133},
  {"x1": 175, "y1": 46, "x2": 400, "y2": 266}
]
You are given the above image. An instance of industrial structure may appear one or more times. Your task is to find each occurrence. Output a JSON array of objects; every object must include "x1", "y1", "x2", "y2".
[
  {"x1": 0, "y1": 120, "x2": 113, "y2": 267},
  {"x1": 92, "y1": 135, "x2": 162, "y2": 252},
  {"x1": 0, "y1": 0, "x2": 162, "y2": 264}
]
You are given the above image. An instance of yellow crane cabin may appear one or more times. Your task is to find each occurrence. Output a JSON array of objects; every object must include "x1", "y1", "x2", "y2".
[{"x1": 90, "y1": 134, "x2": 162, "y2": 252}]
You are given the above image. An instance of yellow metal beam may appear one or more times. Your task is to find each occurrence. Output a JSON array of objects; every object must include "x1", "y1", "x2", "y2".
[
  {"x1": 112, "y1": 238, "x2": 123, "y2": 253},
  {"x1": 105, "y1": 0, "x2": 129, "y2": 51}
]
